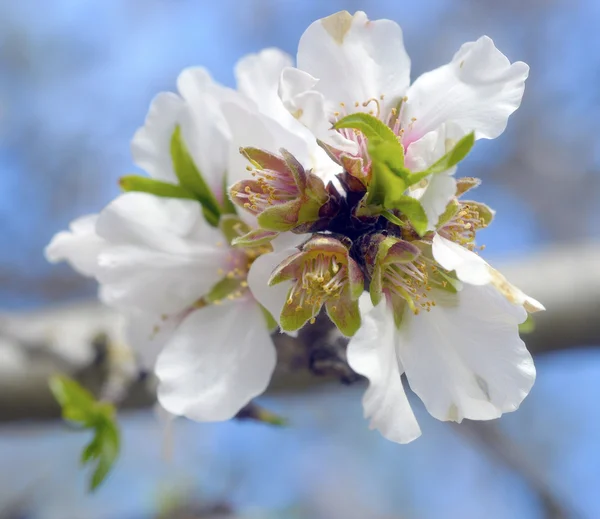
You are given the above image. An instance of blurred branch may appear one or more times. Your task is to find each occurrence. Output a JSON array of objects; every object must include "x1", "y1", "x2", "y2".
[{"x1": 0, "y1": 242, "x2": 598, "y2": 422}]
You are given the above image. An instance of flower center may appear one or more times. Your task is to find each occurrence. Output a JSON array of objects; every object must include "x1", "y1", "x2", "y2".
[
  {"x1": 439, "y1": 203, "x2": 487, "y2": 251},
  {"x1": 234, "y1": 168, "x2": 298, "y2": 215},
  {"x1": 382, "y1": 256, "x2": 436, "y2": 315},
  {"x1": 287, "y1": 252, "x2": 347, "y2": 322}
]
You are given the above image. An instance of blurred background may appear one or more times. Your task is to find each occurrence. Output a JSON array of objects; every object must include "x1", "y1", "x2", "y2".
[{"x1": 0, "y1": 0, "x2": 599, "y2": 517}]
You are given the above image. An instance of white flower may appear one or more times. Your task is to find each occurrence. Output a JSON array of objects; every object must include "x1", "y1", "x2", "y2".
[
  {"x1": 347, "y1": 283, "x2": 536, "y2": 444},
  {"x1": 224, "y1": 48, "x2": 341, "y2": 211},
  {"x1": 45, "y1": 214, "x2": 106, "y2": 277},
  {"x1": 223, "y1": 48, "x2": 340, "y2": 310},
  {"x1": 278, "y1": 10, "x2": 529, "y2": 227},
  {"x1": 45, "y1": 51, "x2": 310, "y2": 422}
]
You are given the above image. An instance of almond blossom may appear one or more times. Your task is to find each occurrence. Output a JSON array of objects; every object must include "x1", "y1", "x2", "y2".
[
  {"x1": 229, "y1": 11, "x2": 543, "y2": 445},
  {"x1": 46, "y1": 49, "x2": 315, "y2": 422},
  {"x1": 278, "y1": 10, "x2": 529, "y2": 228}
]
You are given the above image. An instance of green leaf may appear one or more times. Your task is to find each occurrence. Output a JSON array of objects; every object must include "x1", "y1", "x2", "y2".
[
  {"x1": 89, "y1": 416, "x2": 120, "y2": 492},
  {"x1": 170, "y1": 125, "x2": 221, "y2": 226},
  {"x1": 380, "y1": 210, "x2": 406, "y2": 228},
  {"x1": 366, "y1": 140, "x2": 408, "y2": 207},
  {"x1": 408, "y1": 132, "x2": 475, "y2": 186},
  {"x1": 390, "y1": 195, "x2": 429, "y2": 236},
  {"x1": 50, "y1": 375, "x2": 96, "y2": 424},
  {"x1": 334, "y1": 112, "x2": 399, "y2": 147},
  {"x1": 334, "y1": 112, "x2": 406, "y2": 172},
  {"x1": 119, "y1": 176, "x2": 197, "y2": 200},
  {"x1": 49, "y1": 376, "x2": 121, "y2": 492}
]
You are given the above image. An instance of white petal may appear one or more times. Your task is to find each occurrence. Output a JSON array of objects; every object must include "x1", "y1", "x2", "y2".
[
  {"x1": 95, "y1": 193, "x2": 228, "y2": 314},
  {"x1": 432, "y1": 235, "x2": 544, "y2": 312},
  {"x1": 488, "y1": 267, "x2": 546, "y2": 313},
  {"x1": 176, "y1": 67, "x2": 245, "y2": 198},
  {"x1": 130, "y1": 92, "x2": 184, "y2": 183},
  {"x1": 297, "y1": 11, "x2": 410, "y2": 116},
  {"x1": 347, "y1": 296, "x2": 421, "y2": 444},
  {"x1": 234, "y1": 57, "x2": 341, "y2": 184},
  {"x1": 278, "y1": 68, "x2": 350, "y2": 150},
  {"x1": 155, "y1": 301, "x2": 276, "y2": 422},
  {"x1": 403, "y1": 36, "x2": 529, "y2": 144},
  {"x1": 417, "y1": 173, "x2": 457, "y2": 230},
  {"x1": 222, "y1": 102, "x2": 312, "y2": 186},
  {"x1": 45, "y1": 214, "x2": 105, "y2": 277},
  {"x1": 432, "y1": 234, "x2": 491, "y2": 285},
  {"x1": 405, "y1": 126, "x2": 462, "y2": 228},
  {"x1": 235, "y1": 48, "x2": 293, "y2": 122},
  {"x1": 247, "y1": 247, "x2": 297, "y2": 326},
  {"x1": 399, "y1": 284, "x2": 534, "y2": 422},
  {"x1": 125, "y1": 311, "x2": 179, "y2": 370}
]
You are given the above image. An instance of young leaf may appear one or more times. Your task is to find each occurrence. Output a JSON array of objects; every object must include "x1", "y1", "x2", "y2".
[
  {"x1": 119, "y1": 176, "x2": 197, "y2": 200},
  {"x1": 389, "y1": 195, "x2": 429, "y2": 236},
  {"x1": 407, "y1": 132, "x2": 475, "y2": 186},
  {"x1": 333, "y1": 112, "x2": 405, "y2": 167},
  {"x1": 366, "y1": 140, "x2": 408, "y2": 207},
  {"x1": 170, "y1": 125, "x2": 221, "y2": 226},
  {"x1": 49, "y1": 376, "x2": 121, "y2": 492},
  {"x1": 380, "y1": 210, "x2": 406, "y2": 228},
  {"x1": 50, "y1": 375, "x2": 96, "y2": 425}
]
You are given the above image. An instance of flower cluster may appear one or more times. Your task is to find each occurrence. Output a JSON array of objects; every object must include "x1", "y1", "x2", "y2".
[{"x1": 46, "y1": 11, "x2": 543, "y2": 444}]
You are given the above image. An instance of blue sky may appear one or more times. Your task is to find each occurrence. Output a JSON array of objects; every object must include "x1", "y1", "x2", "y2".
[
  {"x1": 3, "y1": 0, "x2": 599, "y2": 308},
  {"x1": 0, "y1": 1, "x2": 598, "y2": 517},
  {"x1": 1, "y1": 348, "x2": 598, "y2": 518}
]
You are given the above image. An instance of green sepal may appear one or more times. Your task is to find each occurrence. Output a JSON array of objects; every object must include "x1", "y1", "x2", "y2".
[
  {"x1": 436, "y1": 199, "x2": 461, "y2": 228},
  {"x1": 347, "y1": 259, "x2": 365, "y2": 301},
  {"x1": 49, "y1": 376, "x2": 120, "y2": 492},
  {"x1": 407, "y1": 132, "x2": 475, "y2": 185},
  {"x1": 221, "y1": 176, "x2": 238, "y2": 215},
  {"x1": 219, "y1": 215, "x2": 250, "y2": 245},
  {"x1": 119, "y1": 176, "x2": 197, "y2": 200},
  {"x1": 205, "y1": 276, "x2": 246, "y2": 304},
  {"x1": 390, "y1": 295, "x2": 407, "y2": 329},
  {"x1": 232, "y1": 228, "x2": 279, "y2": 248},
  {"x1": 257, "y1": 201, "x2": 301, "y2": 231},
  {"x1": 463, "y1": 200, "x2": 495, "y2": 227},
  {"x1": 433, "y1": 269, "x2": 461, "y2": 293},
  {"x1": 325, "y1": 295, "x2": 361, "y2": 337},
  {"x1": 170, "y1": 125, "x2": 221, "y2": 226},
  {"x1": 297, "y1": 198, "x2": 324, "y2": 225},
  {"x1": 260, "y1": 305, "x2": 279, "y2": 332},
  {"x1": 280, "y1": 297, "x2": 315, "y2": 333},
  {"x1": 455, "y1": 177, "x2": 481, "y2": 197},
  {"x1": 370, "y1": 237, "x2": 421, "y2": 306}
]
